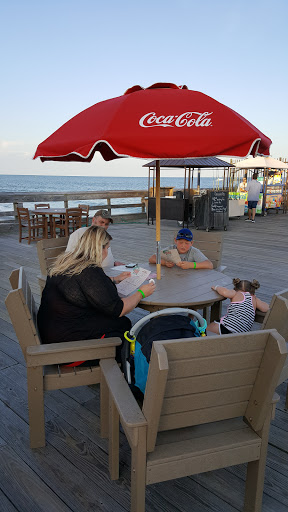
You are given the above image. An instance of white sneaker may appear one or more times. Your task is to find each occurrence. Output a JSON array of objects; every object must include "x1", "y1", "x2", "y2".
[
  {"x1": 245, "y1": 218, "x2": 251, "y2": 222},
  {"x1": 251, "y1": 220, "x2": 255, "y2": 223}
]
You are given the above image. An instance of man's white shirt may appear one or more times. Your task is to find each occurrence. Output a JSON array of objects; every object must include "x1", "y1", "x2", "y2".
[{"x1": 66, "y1": 227, "x2": 115, "y2": 267}]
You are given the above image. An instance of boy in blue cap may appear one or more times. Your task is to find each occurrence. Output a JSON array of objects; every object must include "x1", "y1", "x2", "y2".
[{"x1": 149, "y1": 228, "x2": 213, "y2": 269}]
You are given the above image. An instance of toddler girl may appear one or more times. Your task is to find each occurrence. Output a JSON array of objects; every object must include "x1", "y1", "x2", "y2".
[{"x1": 206, "y1": 278, "x2": 269, "y2": 335}]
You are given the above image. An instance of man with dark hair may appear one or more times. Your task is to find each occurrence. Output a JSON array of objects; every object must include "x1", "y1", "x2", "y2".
[
  {"x1": 245, "y1": 174, "x2": 262, "y2": 223},
  {"x1": 66, "y1": 209, "x2": 123, "y2": 266}
]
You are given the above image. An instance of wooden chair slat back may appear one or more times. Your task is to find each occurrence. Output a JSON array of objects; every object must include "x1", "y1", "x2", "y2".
[
  {"x1": 192, "y1": 232, "x2": 223, "y2": 270},
  {"x1": 67, "y1": 208, "x2": 82, "y2": 228},
  {"x1": 78, "y1": 204, "x2": 89, "y2": 226},
  {"x1": 245, "y1": 330, "x2": 287, "y2": 431},
  {"x1": 262, "y1": 294, "x2": 288, "y2": 340},
  {"x1": 17, "y1": 207, "x2": 30, "y2": 225},
  {"x1": 143, "y1": 330, "x2": 286, "y2": 452},
  {"x1": 142, "y1": 344, "x2": 169, "y2": 452},
  {"x1": 37, "y1": 237, "x2": 69, "y2": 274},
  {"x1": 54, "y1": 208, "x2": 82, "y2": 236},
  {"x1": 34, "y1": 203, "x2": 50, "y2": 209},
  {"x1": 5, "y1": 268, "x2": 41, "y2": 360},
  {"x1": 9, "y1": 268, "x2": 20, "y2": 290}
]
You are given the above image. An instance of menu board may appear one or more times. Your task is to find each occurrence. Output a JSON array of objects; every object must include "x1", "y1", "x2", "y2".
[{"x1": 210, "y1": 191, "x2": 228, "y2": 213}]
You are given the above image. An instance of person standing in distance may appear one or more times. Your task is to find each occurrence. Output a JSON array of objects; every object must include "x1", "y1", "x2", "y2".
[
  {"x1": 66, "y1": 209, "x2": 123, "y2": 266},
  {"x1": 245, "y1": 174, "x2": 262, "y2": 223}
]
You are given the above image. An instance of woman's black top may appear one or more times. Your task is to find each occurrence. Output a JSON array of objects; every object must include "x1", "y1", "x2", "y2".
[{"x1": 37, "y1": 266, "x2": 130, "y2": 344}]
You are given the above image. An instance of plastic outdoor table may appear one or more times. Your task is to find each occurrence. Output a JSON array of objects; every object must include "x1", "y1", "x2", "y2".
[{"x1": 125, "y1": 263, "x2": 233, "y2": 322}]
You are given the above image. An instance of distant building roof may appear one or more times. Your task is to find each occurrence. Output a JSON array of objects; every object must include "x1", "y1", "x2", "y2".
[{"x1": 143, "y1": 157, "x2": 234, "y2": 168}]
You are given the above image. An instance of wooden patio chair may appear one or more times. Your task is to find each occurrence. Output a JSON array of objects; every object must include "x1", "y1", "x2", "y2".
[
  {"x1": 192, "y1": 231, "x2": 226, "y2": 272},
  {"x1": 34, "y1": 203, "x2": 52, "y2": 235},
  {"x1": 17, "y1": 207, "x2": 47, "y2": 244},
  {"x1": 52, "y1": 207, "x2": 82, "y2": 237},
  {"x1": 5, "y1": 267, "x2": 121, "y2": 449},
  {"x1": 78, "y1": 203, "x2": 90, "y2": 226},
  {"x1": 189, "y1": 231, "x2": 226, "y2": 319},
  {"x1": 37, "y1": 236, "x2": 69, "y2": 293},
  {"x1": 260, "y1": 289, "x2": 288, "y2": 407},
  {"x1": 100, "y1": 330, "x2": 287, "y2": 512}
]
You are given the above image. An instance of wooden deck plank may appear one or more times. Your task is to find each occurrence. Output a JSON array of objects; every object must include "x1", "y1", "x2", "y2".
[
  {"x1": 0, "y1": 488, "x2": 18, "y2": 512},
  {"x1": 0, "y1": 215, "x2": 288, "y2": 511}
]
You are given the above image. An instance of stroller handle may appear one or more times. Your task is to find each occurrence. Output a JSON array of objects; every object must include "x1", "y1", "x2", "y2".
[{"x1": 130, "y1": 308, "x2": 206, "y2": 337}]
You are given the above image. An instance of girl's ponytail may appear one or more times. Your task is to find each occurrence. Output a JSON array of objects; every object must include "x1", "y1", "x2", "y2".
[{"x1": 233, "y1": 278, "x2": 260, "y2": 294}]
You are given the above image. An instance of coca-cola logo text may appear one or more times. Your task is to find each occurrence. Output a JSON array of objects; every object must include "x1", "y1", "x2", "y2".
[{"x1": 139, "y1": 111, "x2": 213, "y2": 128}]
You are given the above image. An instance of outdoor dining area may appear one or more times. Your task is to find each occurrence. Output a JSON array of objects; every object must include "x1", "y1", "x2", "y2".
[
  {"x1": 1, "y1": 215, "x2": 288, "y2": 512},
  {"x1": 1, "y1": 83, "x2": 287, "y2": 512},
  {"x1": 17, "y1": 203, "x2": 89, "y2": 243}
]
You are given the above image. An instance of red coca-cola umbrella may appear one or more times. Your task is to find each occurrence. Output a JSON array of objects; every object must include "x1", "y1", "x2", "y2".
[{"x1": 34, "y1": 83, "x2": 272, "y2": 278}]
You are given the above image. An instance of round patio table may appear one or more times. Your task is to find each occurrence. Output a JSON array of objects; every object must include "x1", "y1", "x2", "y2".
[{"x1": 131, "y1": 263, "x2": 233, "y2": 322}]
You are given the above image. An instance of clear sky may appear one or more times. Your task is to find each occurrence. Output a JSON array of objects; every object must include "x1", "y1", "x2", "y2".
[{"x1": 1, "y1": 0, "x2": 287, "y2": 177}]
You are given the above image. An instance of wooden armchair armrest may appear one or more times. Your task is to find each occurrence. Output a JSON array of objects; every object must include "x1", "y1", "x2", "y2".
[
  {"x1": 26, "y1": 337, "x2": 121, "y2": 367},
  {"x1": 100, "y1": 358, "x2": 147, "y2": 429}
]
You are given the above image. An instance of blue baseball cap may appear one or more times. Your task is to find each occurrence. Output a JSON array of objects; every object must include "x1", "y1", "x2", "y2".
[{"x1": 176, "y1": 228, "x2": 193, "y2": 241}]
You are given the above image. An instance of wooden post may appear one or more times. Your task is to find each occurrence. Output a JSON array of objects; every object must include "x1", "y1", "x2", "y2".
[
  {"x1": 262, "y1": 168, "x2": 268, "y2": 215},
  {"x1": 156, "y1": 160, "x2": 161, "y2": 280},
  {"x1": 64, "y1": 195, "x2": 68, "y2": 208},
  {"x1": 197, "y1": 168, "x2": 200, "y2": 193},
  {"x1": 188, "y1": 168, "x2": 191, "y2": 198},
  {"x1": 14, "y1": 202, "x2": 23, "y2": 219},
  {"x1": 107, "y1": 198, "x2": 111, "y2": 214}
]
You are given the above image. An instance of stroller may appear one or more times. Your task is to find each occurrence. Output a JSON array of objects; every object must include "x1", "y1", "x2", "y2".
[{"x1": 122, "y1": 308, "x2": 207, "y2": 397}]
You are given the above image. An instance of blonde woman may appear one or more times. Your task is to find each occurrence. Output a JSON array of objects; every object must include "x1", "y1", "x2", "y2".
[{"x1": 37, "y1": 226, "x2": 155, "y2": 363}]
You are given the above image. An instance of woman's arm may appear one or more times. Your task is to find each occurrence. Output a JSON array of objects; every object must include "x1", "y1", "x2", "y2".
[
  {"x1": 212, "y1": 285, "x2": 236, "y2": 299},
  {"x1": 111, "y1": 271, "x2": 131, "y2": 284},
  {"x1": 255, "y1": 297, "x2": 270, "y2": 312},
  {"x1": 120, "y1": 282, "x2": 156, "y2": 316}
]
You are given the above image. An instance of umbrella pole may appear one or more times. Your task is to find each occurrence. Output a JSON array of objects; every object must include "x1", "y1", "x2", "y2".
[{"x1": 156, "y1": 159, "x2": 161, "y2": 280}]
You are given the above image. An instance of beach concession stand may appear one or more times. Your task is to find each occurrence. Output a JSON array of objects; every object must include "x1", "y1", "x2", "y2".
[
  {"x1": 143, "y1": 157, "x2": 234, "y2": 230},
  {"x1": 235, "y1": 156, "x2": 288, "y2": 215}
]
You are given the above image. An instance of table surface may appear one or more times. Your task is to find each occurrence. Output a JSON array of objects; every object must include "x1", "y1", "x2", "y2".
[
  {"x1": 31, "y1": 208, "x2": 67, "y2": 214},
  {"x1": 125, "y1": 263, "x2": 233, "y2": 308}
]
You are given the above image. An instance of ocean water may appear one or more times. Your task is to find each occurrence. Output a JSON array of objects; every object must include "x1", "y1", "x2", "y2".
[{"x1": 0, "y1": 175, "x2": 216, "y2": 215}]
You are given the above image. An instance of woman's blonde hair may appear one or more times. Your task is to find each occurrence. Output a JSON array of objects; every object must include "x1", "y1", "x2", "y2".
[{"x1": 49, "y1": 225, "x2": 112, "y2": 277}]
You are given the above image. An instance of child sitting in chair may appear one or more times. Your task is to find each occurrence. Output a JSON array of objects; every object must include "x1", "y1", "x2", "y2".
[
  {"x1": 206, "y1": 278, "x2": 269, "y2": 335},
  {"x1": 149, "y1": 228, "x2": 213, "y2": 270}
]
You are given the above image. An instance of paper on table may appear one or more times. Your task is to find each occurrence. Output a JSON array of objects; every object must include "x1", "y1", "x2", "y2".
[
  {"x1": 116, "y1": 267, "x2": 151, "y2": 296},
  {"x1": 160, "y1": 248, "x2": 181, "y2": 264}
]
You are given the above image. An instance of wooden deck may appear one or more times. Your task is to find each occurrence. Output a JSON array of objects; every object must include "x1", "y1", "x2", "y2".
[{"x1": 0, "y1": 214, "x2": 288, "y2": 511}]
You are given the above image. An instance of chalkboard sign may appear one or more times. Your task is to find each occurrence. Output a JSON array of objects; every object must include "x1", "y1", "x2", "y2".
[{"x1": 210, "y1": 191, "x2": 228, "y2": 213}]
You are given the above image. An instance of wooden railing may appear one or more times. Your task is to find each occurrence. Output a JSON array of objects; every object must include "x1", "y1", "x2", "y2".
[
  {"x1": 0, "y1": 190, "x2": 149, "y2": 223},
  {"x1": 0, "y1": 190, "x2": 148, "y2": 222},
  {"x1": 0, "y1": 187, "x2": 177, "y2": 224}
]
